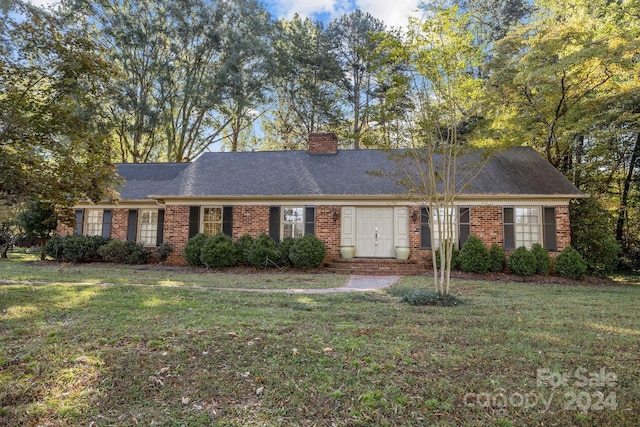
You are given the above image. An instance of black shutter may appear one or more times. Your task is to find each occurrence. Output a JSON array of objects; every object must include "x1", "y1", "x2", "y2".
[
  {"x1": 102, "y1": 209, "x2": 112, "y2": 239},
  {"x1": 304, "y1": 206, "x2": 315, "y2": 236},
  {"x1": 459, "y1": 207, "x2": 470, "y2": 248},
  {"x1": 420, "y1": 207, "x2": 431, "y2": 249},
  {"x1": 222, "y1": 206, "x2": 233, "y2": 237},
  {"x1": 74, "y1": 209, "x2": 84, "y2": 235},
  {"x1": 503, "y1": 207, "x2": 515, "y2": 250},
  {"x1": 269, "y1": 206, "x2": 281, "y2": 243},
  {"x1": 543, "y1": 207, "x2": 557, "y2": 251},
  {"x1": 156, "y1": 209, "x2": 165, "y2": 246},
  {"x1": 188, "y1": 206, "x2": 200, "y2": 238},
  {"x1": 127, "y1": 209, "x2": 138, "y2": 242}
]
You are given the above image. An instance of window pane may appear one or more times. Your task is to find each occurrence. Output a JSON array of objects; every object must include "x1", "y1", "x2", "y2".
[
  {"x1": 283, "y1": 207, "x2": 304, "y2": 239},
  {"x1": 514, "y1": 207, "x2": 540, "y2": 249},
  {"x1": 202, "y1": 207, "x2": 222, "y2": 235},
  {"x1": 85, "y1": 210, "x2": 103, "y2": 236},
  {"x1": 432, "y1": 207, "x2": 456, "y2": 249},
  {"x1": 138, "y1": 209, "x2": 158, "y2": 246}
]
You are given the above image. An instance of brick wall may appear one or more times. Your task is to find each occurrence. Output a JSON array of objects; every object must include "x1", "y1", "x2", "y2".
[
  {"x1": 556, "y1": 205, "x2": 571, "y2": 251},
  {"x1": 111, "y1": 209, "x2": 128, "y2": 241},
  {"x1": 470, "y1": 206, "x2": 504, "y2": 246},
  {"x1": 232, "y1": 205, "x2": 270, "y2": 239},
  {"x1": 163, "y1": 205, "x2": 190, "y2": 264},
  {"x1": 315, "y1": 205, "x2": 341, "y2": 261}
]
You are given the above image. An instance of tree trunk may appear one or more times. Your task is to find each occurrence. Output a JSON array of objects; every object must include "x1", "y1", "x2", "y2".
[
  {"x1": 40, "y1": 239, "x2": 46, "y2": 261},
  {"x1": 616, "y1": 132, "x2": 640, "y2": 242},
  {"x1": 1, "y1": 245, "x2": 8, "y2": 259}
]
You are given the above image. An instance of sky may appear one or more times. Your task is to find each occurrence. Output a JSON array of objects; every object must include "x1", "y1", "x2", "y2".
[{"x1": 27, "y1": 0, "x2": 422, "y2": 28}]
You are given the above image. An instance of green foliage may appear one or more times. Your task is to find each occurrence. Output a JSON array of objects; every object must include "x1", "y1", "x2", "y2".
[
  {"x1": 570, "y1": 197, "x2": 620, "y2": 276},
  {"x1": 234, "y1": 234, "x2": 254, "y2": 266},
  {"x1": 49, "y1": 235, "x2": 109, "y2": 263},
  {"x1": 435, "y1": 246, "x2": 460, "y2": 271},
  {"x1": 97, "y1": 240, "x2": 150, "y2": 264},
  {"x1": 155, "y1": 242, "x2": 172, "y2": 262},
  {"x1": 458, "y1": 235, "x2": 491, "y2": 274},
  {"x1": 18, "y1": 200, "x2": 58, "y2": 260},
  {"x1": 508, "y1": 247, "x2": 536, "y2": 277},
  {"x1": 531, "y1": 243, "x2": 551, "y2": 275},
  {"x1": 288, "y1": 235, "x2": 326, "y2": 269},
  {"x1": 247, "y1": 233, "x2": 281, "y2": 268},
  {"x1": 276, "y1": 237, "x2": 297, "y2": 267},
  {"x1": 183, "y1": 233, "x2": 210, "y2": 267},
  {"x1": 555, "y1": 246, "x2": 588, "y2": 280},
  {"x1": 199, "y1": 233, "x2": 237, "y2": 268},
  {"x1": 489, "y1": 243, "x2": 506, "y2": 272},
  {"x1": 399, "y1": 289, "x2": 463, "y2": 306}
]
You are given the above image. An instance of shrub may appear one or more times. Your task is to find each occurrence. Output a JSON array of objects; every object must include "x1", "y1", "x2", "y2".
[
  {"x1": 555, "y1": 246, "x2": 588, "y2": 279},
  {"x1": 508, "y1": 247, "x2": 536, "y2": 277},
  {"x1": 489, "y1": 243, "x2": 506, "y2": 272},
  {"x1": 531, "y1": 243, "x2": 551, "y2": 275},
  {"x1": 289, "y1": 235, "x2": 326, "y2": 269},
  {"x1": 399, "y1": 289, "x2": 463, "y2": 306},
  {"x1": 98, "y1": 240, "x2": 151, "y2": 264},
  {"x1": 234, "y1": 234, "x2": 254, "y2": 266},
  {"x1": 45, "y1": 235, "x2": 65, "y2": 261},
  {"x1": 458, "y1": 235, "x2": 491, "y2": 274},
  {"x1": 247, "y1": 233, "x2": 280, "y2": 268},
  {"x1": 199, "y1": 233, "x2": 237, "y2": 268},
  {"x1": 60, "y1": 235, "x2": 109, "y2": 263},
  {"x1": 570, "y1": 197, "x2": 620, "y2": 276},
  {"x1": 183, "y1": 233, "x2": 210, "y2": 267},
  {"x1": 435, "y1": 245, "x2": 460, "y2": 270},
  {"x1": 155, "y1": 242, "x2": 172, "y2": 262},
  {"x1": 276, "y1": 237, "x2": 297, "y2": 266}
]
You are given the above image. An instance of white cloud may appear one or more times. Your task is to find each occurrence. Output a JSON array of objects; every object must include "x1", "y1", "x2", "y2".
[
  {"x1": 26, "y1": 0, "x2": 58, "y2": 8},
  {"x1": 355, "y1": 0, "x2": 421, "y2": 28}
]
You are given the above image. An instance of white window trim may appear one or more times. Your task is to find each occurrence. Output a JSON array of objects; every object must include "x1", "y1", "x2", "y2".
[
  {"x1": 431, "y1": 207, "x2": 457, "y2": 249},
  {"x1": 200, "y1": 206, "x2": 223, "y2": 236},
  {"x1": 84, "y1": 209, "x2": 103, "y2": 236},
  {"x1": 281, "y1": 206, "x2": 305, "y2": 240},
  {"x1": 137, "y1": 209, "x2": 158, "y2": 247},
  {"x1": 514, "y1": 206, "x2": 541, "y2": 249}
]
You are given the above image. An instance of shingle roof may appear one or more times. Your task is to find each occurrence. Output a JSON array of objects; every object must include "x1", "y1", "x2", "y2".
[{"x1": 115, "y1": 146, "x2": 583, "y2": 200}]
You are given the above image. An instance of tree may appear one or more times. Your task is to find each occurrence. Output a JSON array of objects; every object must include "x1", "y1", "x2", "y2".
[
  {"x1": 63, "y1": 0, "x2": 273, "y2": 161},
  {"x1": 0, "y1": 204, "x2": 22, "y2": 259},
  {"x1": 0, "y1": 2, "x2": 119, "y2": 222},
  {"x1": 18, "y1": 201, "x2": 58, "y2": 260},
  {"x1": 262, "y1": 15, "x2": 345, "y2": 150},
  {"x1": 383, "y1": 4, "x2": 484, "y2": 295},
  {"x1": 328, "y1": 10, "x2": 386, "y2": 149}
]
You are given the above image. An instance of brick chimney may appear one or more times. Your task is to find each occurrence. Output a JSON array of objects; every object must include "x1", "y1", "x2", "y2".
[{"x1": 308, "y1": 132, "x2": 338, "y2": 155}]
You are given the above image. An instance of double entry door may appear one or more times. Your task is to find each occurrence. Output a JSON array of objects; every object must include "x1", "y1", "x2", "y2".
[{"x1": 355, "y1": 207, "x2": 394, "y2": 258}]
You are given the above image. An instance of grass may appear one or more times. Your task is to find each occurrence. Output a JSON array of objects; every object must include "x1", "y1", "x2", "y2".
[{"x1": 1, "y1": 256, "x2": 639, "y2": 426}]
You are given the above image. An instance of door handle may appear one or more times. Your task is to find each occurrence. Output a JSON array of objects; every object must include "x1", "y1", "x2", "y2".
[{"x1": 375, "y1": 227, "x2": 378, "y2": 246}]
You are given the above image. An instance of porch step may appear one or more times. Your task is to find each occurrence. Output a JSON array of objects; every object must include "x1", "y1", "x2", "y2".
[{"x1": 325, "y1": 258, "x2": 426, "y2": 276}]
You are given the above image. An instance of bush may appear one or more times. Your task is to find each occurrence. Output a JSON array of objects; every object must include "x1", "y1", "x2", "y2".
[
  {"x1": 289, "y1": 235, "x2": 326, "y2": 269},
  {"x1": 183, "y1": 233, "x2": 210, "y2": 267},
  {"x1": 276, "y1": 237, "x2": 297, "y2": 266},
  {"x1": 45, "y1": 235, "x2": 65, "y2": 261},
  {"x1": 531, "y1": 243, "x2": 551, "y2": 275},
  {"x1": 59, "y1": 235, "x2": 109, "y2": 263},
  {"x1": 508, "y1": 247, "x2": 536, "y2": 277},
  {"x1": 199, "y1": 233, "x2": 237, "y2": 268},
  {"x1": 247, "y1": 233, "x2": 281, "y2": 268},
  {"x1": 399, "y1": 289, "x2": 463, "y2": 306},
  {"x1": 156, "y1": 242, "x2": 172, "y2": 262},
  {"x1": 570, "y1": 197, "x2": 620, "y2": 276},
  {"x1": 458, "y1": 235, "x2": 491, "y2": 274},
  {"x1": 98, "y1": 240, "x2": 151, "y2": 264},
  {"x1": 234, "y1": 234, "x2": 254, "y2": 266},
  {"x1": 555, "y1": 246, "x2": 588, "y2": 279},
  {"x1": 435, "y1": 245, "x2": 460, "y2": 270},
  {"x1": 489, "y1": 243, "x2": 506, "y2": 272}
]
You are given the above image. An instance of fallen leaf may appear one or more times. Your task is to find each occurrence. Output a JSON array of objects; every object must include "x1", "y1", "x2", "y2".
[{"x1": 256, "y1": 386, "x2": 264, "y2": 395}]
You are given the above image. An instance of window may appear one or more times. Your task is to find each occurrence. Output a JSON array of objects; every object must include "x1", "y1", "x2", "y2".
[
  {"x1": 202, "y1": 207, "x2": 222, "y2": 235},
  {"x1": 432, "y1": 207, "x2": 457, "y2": 249},
  {"x1": 282, "y1": 207, "x2": 304, "y2": 239},
  {"x1": 84, "y1": 209, "x2": 103, "y2": 236},
  {"x1": 421, "y1": 207, "x2": 467, "y2": 249},
  {"x1": 138, "y1": 209, "x2": 158, "y2": 246},
  {"x1": 504, "y1": 207, "x2": 541, "y2": 249}
]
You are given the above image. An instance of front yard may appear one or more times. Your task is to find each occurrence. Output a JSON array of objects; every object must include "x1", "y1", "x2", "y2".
[{"x1": 1, "y1": 257, "x2": 638, "y2": 426}]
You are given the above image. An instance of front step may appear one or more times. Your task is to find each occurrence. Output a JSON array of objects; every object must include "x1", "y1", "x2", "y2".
[{"x1": 325, "y1": 258, "x2": 427, "y2": 276}]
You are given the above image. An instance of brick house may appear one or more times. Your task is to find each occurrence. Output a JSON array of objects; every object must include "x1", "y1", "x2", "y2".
[{"x1": 58, "y1": 133, "x2": 584, "y2": 271}]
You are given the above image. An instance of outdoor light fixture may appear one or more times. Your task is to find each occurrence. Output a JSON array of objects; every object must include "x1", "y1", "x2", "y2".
[
  {"x1": 411, "y1": 209, "x2": 419, "y2": 223},
  {"x1": 333, "y1": 209, "x2": 339, "y2": 222}
]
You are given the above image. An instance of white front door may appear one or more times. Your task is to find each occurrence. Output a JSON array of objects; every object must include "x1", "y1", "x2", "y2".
[{"x1": 355, "y1": 208, "x2": 395, "y2": 257}]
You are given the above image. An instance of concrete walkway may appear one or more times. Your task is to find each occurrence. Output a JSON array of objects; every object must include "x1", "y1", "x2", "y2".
[{"x1": 219, "y1": 275, "x2": 400, "y2": 294}]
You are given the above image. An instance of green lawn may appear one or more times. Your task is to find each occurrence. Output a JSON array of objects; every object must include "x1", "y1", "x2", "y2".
[{"x1": 1, "y1": 257, "x2": 638, "y2": 426}]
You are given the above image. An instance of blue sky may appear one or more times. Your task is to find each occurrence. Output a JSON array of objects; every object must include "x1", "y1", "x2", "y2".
[{"x1": 28, "y1": 0, "x2": 422, "y2": 29}]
